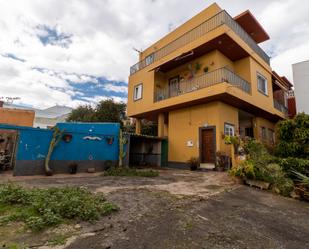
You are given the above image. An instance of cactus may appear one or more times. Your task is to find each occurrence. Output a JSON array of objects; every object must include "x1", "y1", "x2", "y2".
[
  {"x1": 118, "y1": 129, "x2": 127, "y2": 168},
  {"x1": 44, "y1": 127, "x2": 63, "y2": 176}
]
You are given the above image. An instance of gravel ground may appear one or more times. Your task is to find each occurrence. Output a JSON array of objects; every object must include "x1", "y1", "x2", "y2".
[{"x1": 0, "y1": 169, "x2": 308, "y2": 249}]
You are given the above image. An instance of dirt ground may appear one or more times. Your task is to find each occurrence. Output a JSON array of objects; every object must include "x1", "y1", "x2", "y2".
[{"x1": 1, "y1": 169, "x2": 309, "y2": 249}]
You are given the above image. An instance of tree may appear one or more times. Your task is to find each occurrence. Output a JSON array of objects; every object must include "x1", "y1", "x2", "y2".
[
  {"x1": 66, "y1": 99, "x2": 126, "y2": 126},
  {"x1": 66, "y1": 105, "x2": 95, "y2": 122},
  {"x1": 93, "y1": 99, "x2": 126, "y2": 125}
]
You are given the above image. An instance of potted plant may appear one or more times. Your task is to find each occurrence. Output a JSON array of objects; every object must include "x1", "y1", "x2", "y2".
[
  {"x1": 203, "y1": 66, "x2": 209, "y2": 73},
  {"x1": 215, "y1": 151, "x2": 228, "y2": 171},
  {"x1": 187, "y1": 157, "x2": 200, "y2": 171}
]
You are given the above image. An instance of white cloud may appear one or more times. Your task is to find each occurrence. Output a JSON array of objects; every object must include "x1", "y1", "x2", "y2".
[{"x1": 0, "y1": 0, "x2": 307, "y2": 108}]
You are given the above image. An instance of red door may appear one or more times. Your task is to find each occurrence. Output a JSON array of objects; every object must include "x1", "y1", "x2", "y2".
[{"x1": 201, "y1": 129, "x2": 215, "y2": 163}]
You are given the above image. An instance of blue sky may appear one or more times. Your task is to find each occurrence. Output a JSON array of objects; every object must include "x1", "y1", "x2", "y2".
[{"x1": 0, "y1": 0, "x2": 308, "y2": 109}]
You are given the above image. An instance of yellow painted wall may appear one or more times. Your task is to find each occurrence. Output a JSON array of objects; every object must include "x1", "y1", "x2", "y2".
[
  {"x1": 168, "y1": 101, "x2": 238, "y2": 162},
  {"x1": 253, "y1": 116, "x2": 276, "y2": 144},
  {"x1": 0, "y1": 108, "x2": 35, "y2": 127}
]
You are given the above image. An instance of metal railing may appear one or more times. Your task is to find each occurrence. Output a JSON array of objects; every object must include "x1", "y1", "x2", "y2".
[
  {"x1": 154, "y1": 67, "x2": 251, "y2": 102},
  {"x1": 274, "y1": 99, "x2": 288, "y2": 115},
  {"x1": 130, "y1": 10, "x2": 270, "y2": 75}
]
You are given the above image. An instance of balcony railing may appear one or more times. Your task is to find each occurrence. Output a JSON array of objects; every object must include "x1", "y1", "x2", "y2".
[
  {"x1": 154, "y1": 67, "x2": 251, "y2": 102},
  {"x1": 130, "y1": 10, "x2": 270, "y2": 75},
  {"x1": 274, "y1": 99, "x2": 288, "y2": 115}
]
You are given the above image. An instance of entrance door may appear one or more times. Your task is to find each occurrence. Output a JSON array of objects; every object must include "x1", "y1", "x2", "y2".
[{"x1": 201, "y1": 128, "x2": 215, "y2": 163}]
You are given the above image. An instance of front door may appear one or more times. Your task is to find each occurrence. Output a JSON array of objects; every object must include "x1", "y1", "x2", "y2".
[{"x1": 201, "y1": 128, "x2": 215, "y2": 163}]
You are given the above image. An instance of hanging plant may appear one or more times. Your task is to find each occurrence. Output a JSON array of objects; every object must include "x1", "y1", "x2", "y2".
[
  {"x1": 195, "y1": 62, "x2": 201, "y2": 72},
  {"x1": 62, "y1": 133, "x2": 73, "y2": 143}
]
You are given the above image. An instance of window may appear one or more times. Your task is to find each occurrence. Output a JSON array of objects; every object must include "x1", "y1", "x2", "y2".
[
  {"x1": 224, "y1": 123, "x2": 235, "y2": 136},
  {"x1": 257, "y1": 73, "x2": 268, "y2": 95},
  {"x1": 268, "y1": 129, "x2": 275, "y2": 144},
  {"x1": 260, "y1": 127, "x2": 267, "y2": 140},
  {"x1": 145, "y1": 53, "x2": 154, "y2": 66},
  {"x1": 284, "y1": 92, "x2": 288, "y2": 108},
  {"x1": 133, "y1": 84, "x2": 143, "y2": 101}
]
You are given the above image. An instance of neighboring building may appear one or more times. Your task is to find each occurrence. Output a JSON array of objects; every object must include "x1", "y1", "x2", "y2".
[
  {"x1": 33, "y1": 105, "x2": 73, "y2": 128},
  {"x1": 293, "y1": 60, "x2": 309, "y2": 114},
  {"x1": 3, "y1": 103, "x2": 72, "y2": 128},
  {"x1": 0, "y1": 101, "x2": 35, "y2": 127},
  {"x1": 127, "y1": 3, "x2": 293, "y2": 167}
]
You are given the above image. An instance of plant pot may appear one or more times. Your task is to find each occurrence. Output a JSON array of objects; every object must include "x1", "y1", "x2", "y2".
[{"x1": 190, "y1": 165, "x2": 198, "y2": 171}]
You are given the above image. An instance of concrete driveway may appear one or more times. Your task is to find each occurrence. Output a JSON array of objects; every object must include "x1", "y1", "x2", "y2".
[{"x1": 1, "y1": 169, "x2": 308, "y2": 249}]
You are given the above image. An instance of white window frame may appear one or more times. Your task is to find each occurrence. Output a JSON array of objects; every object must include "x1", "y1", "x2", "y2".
[
  {"x1": 224, "y1": 123, "x2": 235, "y2": 136},
  {"x1": 133, "y1": 83, "x2": 143, "y2": 101},
  {"x1": 257, "y1": 73, "x2": 268, "y2": 96}
]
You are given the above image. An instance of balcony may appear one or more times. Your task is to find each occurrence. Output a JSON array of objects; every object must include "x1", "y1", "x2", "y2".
[
  {"x1": 274, "y1": 99, "x2": 288, "y2": 115},
  {"x1": 130, "y1": 10, "x2": 270, "y2": 75},
  {"x1": 154, "y1": 67, "x2": 251, "y2": 102}
]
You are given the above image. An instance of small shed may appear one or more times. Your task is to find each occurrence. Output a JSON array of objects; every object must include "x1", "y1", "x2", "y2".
[{"x1": 123, "y1": 133, "x2": 167, "y2": 167}]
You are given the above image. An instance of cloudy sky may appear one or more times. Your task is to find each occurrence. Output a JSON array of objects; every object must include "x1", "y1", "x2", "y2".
[{"x1": 0, "y1": 0, "x2": 308, "y2": 109}]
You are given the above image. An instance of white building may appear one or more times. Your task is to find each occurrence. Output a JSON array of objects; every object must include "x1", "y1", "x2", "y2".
[{"x1": 292, "y1": 60, "x2": 309, "y2": 114}]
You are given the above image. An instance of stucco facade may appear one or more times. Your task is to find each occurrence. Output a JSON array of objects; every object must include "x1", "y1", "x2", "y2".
[{"x1": 127, "y1": 3, "x2": 291, "y2": 166}]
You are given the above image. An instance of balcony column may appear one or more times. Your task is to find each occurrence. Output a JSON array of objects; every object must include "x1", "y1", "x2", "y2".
[
  {"x1": 158, "y1": 113, "x2": 164, "y2": 138},
  {"x1": 135, "y1": 118, "x2": 141, "y2": 135}
]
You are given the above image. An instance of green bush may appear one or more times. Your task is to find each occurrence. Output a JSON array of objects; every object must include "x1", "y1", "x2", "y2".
[
  {"x1": 278, "y1": 157, "x2": 309, "y2": 179},
  {"x1": 275, "y1": 113, "x2": 309, "y2": 158},
  {"x1": 0, "y1": 184, "x2": 118, "y2": 231},
  {"x1": 103, "y1": 167, "x2": 159, "y2": 177}
]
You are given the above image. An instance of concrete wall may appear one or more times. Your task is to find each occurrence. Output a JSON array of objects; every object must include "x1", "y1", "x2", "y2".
[
  {"x1": 0, "y1": 108, "x2": 34, "y2": 127},
  {"x1": 293, "y1": 60, "x2": 309, "y2": 114},
  {"x1": 0, "y1": 123, "x2": 120, "y2": 176}
]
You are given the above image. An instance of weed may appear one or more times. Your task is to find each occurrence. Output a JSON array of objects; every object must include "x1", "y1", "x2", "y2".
[
  {"x1": 103, "y1": 167, "x2": 159, "y2": 177},
  {"x1": 0, "y1": 184, "x2": 118, "y2": 231}
]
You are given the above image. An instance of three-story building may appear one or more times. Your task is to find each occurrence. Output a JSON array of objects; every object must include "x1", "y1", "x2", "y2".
[{"x1": 127, "y1": 3, "x2": 292, "y2": 167}]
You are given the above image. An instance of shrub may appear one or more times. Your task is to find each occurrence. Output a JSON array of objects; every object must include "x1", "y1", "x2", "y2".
[
  {"x1": 103, "y1": 167, "x2": 159, "y2": 177},
  {"x1": 0, "y1": 184, "x2": 118, "y2": 231},
  {"x1": 230, "y1": 160, "x2": 255, "y2": 179},
  {"x1": 278, "y1": 157, "x2": 309, "y2": 179},
  {"x1": 275, "y1": 113, "x2": 309, "y2": 158}
]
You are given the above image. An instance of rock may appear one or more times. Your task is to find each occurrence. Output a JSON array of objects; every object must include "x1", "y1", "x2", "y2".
[
  {"x1": 87, "y1": 167, "x2": 96, "y2": 173},
  {"x1": 74, "y1": 224, "x2": 82, "y2": 229}
]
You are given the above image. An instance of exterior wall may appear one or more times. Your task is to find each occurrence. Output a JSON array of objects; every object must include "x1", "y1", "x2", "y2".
[
  {"x1": 168, "y1": 101, "x2": 238, "y2": 163},
  {"x1": 253, "y1": 117, "x2": 276, "y2": 145},
  {"x1": 0, "y1": 108, "x2": 34, "y2": 127},
  {"x1": 0, "y1": 123, "x2": 120, "y2": 176},
  {"x1": 293, "y1": 60, "x2": 309, "y2": 114}
]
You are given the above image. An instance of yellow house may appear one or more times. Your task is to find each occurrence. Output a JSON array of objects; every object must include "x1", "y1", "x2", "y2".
[{"x1": 127, "y1": 3, "x2": 293, "y2": 168}]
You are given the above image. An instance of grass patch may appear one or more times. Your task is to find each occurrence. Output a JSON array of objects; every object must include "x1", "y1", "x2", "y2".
[
  {"x1": 0, "y1": 184, "x2": 118, "y2": 231},
  {"x1": 103, "y1": 167, "x2": 159, "y2": 177}
]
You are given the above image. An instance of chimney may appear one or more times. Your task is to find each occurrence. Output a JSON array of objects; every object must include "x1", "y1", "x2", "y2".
[{"x1": 0, "y1": 100, "x2": 3, "y2": 107}]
